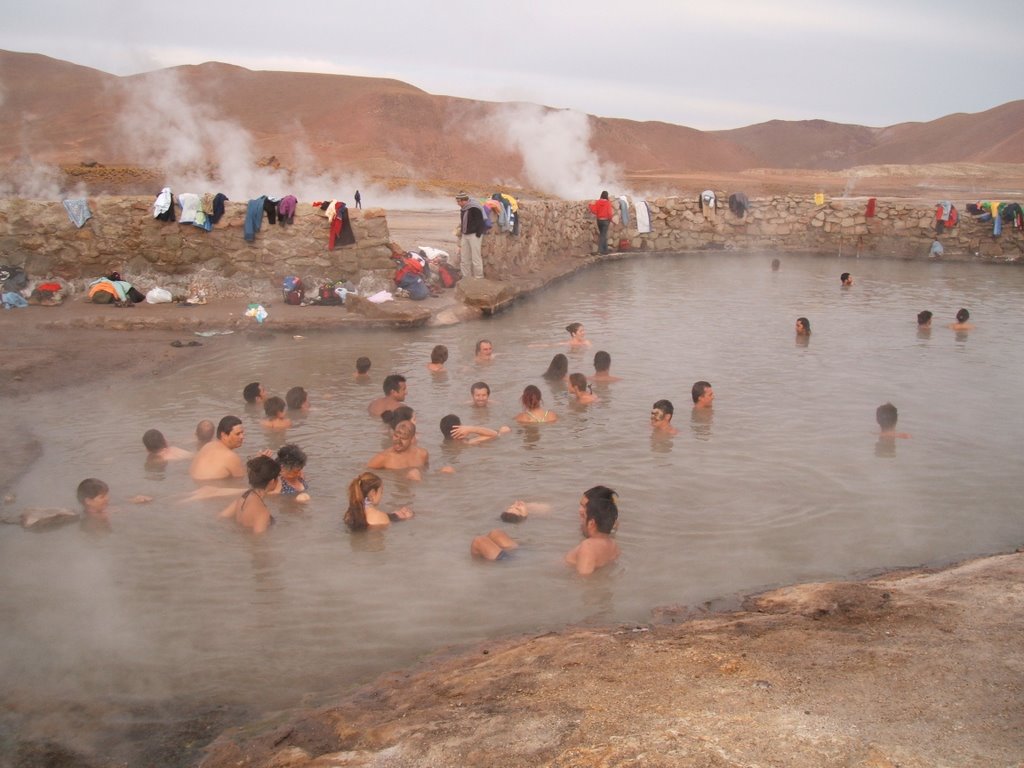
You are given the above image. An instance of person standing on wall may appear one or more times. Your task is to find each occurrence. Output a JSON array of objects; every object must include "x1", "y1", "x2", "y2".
[
  {"x1": 456, "y1": 191, "x2": 486, "y2": 278},
  {"x1": 354, "y1": 190, "x2": 362, "y2": 209},
  {"x1": 588, "y1": 191, "x2": 614, "y2": 255}
]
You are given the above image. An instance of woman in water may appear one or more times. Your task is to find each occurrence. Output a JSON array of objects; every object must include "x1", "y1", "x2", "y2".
[
  {"x1": 542, "y1": 353, "x2": 569, "y2": 382},
  {"x1": 565, "y1": 322, "x2": 591, "y2": 348},
  {"x1": 567, "y1": 372, "x2": 599, "y2": 405},
  {"x1": 795, "y1": 317, "x2": 811, "y2": 336},
  {"x1": 515, "y1": 385, "x2": 558, "y2": 424},
  {"x1": 344, "y1": 471, "x2": 413, "y2": 531},
  {"x1": 220, "y1": 455, "x2": 280, "y2": 534},
  {"x1": 273, "y1": 443, "x2": 310, "y2": 502}
]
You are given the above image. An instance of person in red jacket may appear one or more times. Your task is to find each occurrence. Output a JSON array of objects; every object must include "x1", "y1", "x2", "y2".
[{"x1": 588, "y1": 191, "x2": 614, "y2": 255}]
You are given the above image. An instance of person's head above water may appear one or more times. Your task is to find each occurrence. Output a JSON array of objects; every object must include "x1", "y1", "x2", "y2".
[
  {"x1": 691, "y1": 381, "x2": 714, "y2": 407},
  {"x1": 956, "y1": 308, "x2": 970, "y2": 323},
  {"x1": 430, "y1": 345, "x2": 448, "y2": 365},
  {"x1": 217, "y1": 415, "x2": 243, "y2": 441},
  {"x1": 381, "y1": 405, "x2": 415, "y2": 430},
  {"x1": 263, "y1": 396, "x2": 286, "y2": 419},
  {"x1": 243, "y1": 382, "x2": 265, "y2": 404},
  {"x1": 876, "y1": 402, "x2": 898, "y2": 431},
  {"x1": 276, "y1": 443, "x2": 307, "y2": 471},
  {"x1": 796, "y1": 317, "x2": 811, "y2": 335},
  {"x1": 521, "y1": 384, "x2": 542, "y2": 410},
  {"x1": 917, "y1": 310, "x2": 933, "y2": 327},
  {"x1": 475, "y1": 339, "x2": 493, "y2": 359},
  {"x1": 246, "y1": 455, "x2": 280, "y2": 491},
  {"x1": 195, "y1": 419, "x2": 215, "y2": 445},
  {"x1": 355, "y1": 356, "x2": 371, "y2": 375},
  {"x1": 543, "y1": 353, "x2": 569, "y2": 381},
  {"x1": 440, "y1": 413, "x2": 461, "y2": 440},
  {"x1": 841, "y1": 272, "x2": 853, "y2": 286},
  {"x1": 382, "y1": 374, "x2": 407, "y2": 398},
  {"x1": 651, "y1": 399, "x2": 674, "y2": 423},
  {"x1": 285, "y1": 386, "x2": 308, "y2": 411},
  {"x1": 470, "y1": 381, "x2": 490, "y2": 407},
  {"x1": 142, "y1": 428, "x2": 168, "y2": 453},
  {"x1": 593, "y1": 350, "x2": 612, "y2": 373}
]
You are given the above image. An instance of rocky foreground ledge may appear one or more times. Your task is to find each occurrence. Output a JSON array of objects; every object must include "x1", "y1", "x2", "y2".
[{"x1": 200, "y1": 552, "x2": 1024, "y2": 768}]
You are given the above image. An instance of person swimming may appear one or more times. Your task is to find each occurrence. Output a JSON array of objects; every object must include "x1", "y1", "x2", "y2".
[{"x1": 515, "y1": 385, "x2": 557, "y2": 424}]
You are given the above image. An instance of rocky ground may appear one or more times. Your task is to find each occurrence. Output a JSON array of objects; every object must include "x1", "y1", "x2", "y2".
[{"x1": 2, "y1": 209, "x2": 1022, "y2": 767}]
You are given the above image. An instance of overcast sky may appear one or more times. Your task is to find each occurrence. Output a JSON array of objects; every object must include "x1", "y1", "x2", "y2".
[{"x1": 2, "y1": 0, "x2": 1021, "y2": 130}]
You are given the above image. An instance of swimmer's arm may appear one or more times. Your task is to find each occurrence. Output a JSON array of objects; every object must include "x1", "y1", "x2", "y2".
[
  {"x1": 388, "y1": 506, "x2": 414, "y2": 521},
  {"x1": 227, "y1": 454, "x2": 247, "y2": 478},
  {"x1": 454, "y1": 425, "x2": 499, "y2": 444},
  {"x1": 251, "y1": 511, "x2": 271, "y2": 534},
  {"x1": 367, "y1": 453, "x2": 387, "y2": 469},
  {"x1": 573, "y1": 543, "x2": 598, "y2": 576},
  {"x1": 127, "y1": 495, "x2": 153, "y2": 504},
  {"x1": 219, "y1": 499, "x2": 238, "y2": 519},
  {"x1": 522, "y1": 501, "x2": 551, "y2": 514}
]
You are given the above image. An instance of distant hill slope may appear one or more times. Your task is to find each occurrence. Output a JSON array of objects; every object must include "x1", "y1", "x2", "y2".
[{"x1": 0, "y1": 50, "x2": 1021, "y2": 194}]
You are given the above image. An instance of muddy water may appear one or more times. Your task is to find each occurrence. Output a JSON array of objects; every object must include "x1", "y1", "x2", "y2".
[{"x1": 2, "y1": 252, "x2": 1023, "y2": 764}]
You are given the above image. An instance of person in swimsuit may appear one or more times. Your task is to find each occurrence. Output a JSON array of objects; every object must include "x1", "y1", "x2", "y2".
[
  {"x1": 261, "y1": 396, "x2": 292, "y2": 430},
  {"x1": 592, "y1": 350, "x2": 621, "y2": 383},
  {"x1": 344, "y1": 471, "x2": 413, "y2": 530},
  {"x1": 565, "y1": 494, "x2": 620, "y2": 575},
  {"x1": 542, "y1": 353, "x2": 569, "y2": 382},
  {"x1": 470, "y1": 529, "x2": 519, "y2": 560},
  {"x1": 273, "y1": 443, "x2": 310, "y2": 502},
  {"x1": 567, "y1": 372, "x2": 599, "y2": 405},
  {"x1": 220, "y1": 455, "x2": 280, "y2": 534},
  {"x1": 949, "y1": 307, "x2": 975, "y2": 331},
  {"x1": 515, "y1": 385, "x2": 557, "y2": 424}
]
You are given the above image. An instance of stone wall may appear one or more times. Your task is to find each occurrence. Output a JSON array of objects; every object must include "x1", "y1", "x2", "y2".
[
  {"x1": 1, "y1": 195, "x2": 1020, "y2": 300},
  {"x1": 0, "y1": 197, "x2": 395, "y2": 298},
  {"x1": 481, "y1": 196, "x2": 1024, "y2": 278}
]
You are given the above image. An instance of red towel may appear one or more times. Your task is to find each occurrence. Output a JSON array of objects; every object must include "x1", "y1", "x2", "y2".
[{"x1": 865, "y1": 198, "x2": 877, "y2": 218}]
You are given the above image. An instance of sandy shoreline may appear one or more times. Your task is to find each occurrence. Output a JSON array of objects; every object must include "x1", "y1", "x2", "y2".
[{"x1": 2, "y1": 211, "x2": 1023, "y2": 767}]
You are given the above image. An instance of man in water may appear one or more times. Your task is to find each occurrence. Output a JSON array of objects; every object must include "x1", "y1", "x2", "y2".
[
  {"x1": 917, "y1": 310, "x2": 933, "y2": 328},
  {"x1": 565, "y1": 494, "x2": 620, "y2": 575},
  {"x1": 440, "y1": 414, "x2": 509, "y2": 444},
  {"x1": 190, "y1": 416, "x2": 247, "y2": 481},
  {"x1": 692, "y1": 381, "x2": 714, "y2": 410},
  {"x1": 592, "y1": 350, "x2": 621, "y2": 382},
  {"x1": 949, "y1": 308, "x2": 975, "y2": 331},
  {"x1": 876, "y1": 402, "x2": 910, "y2": 439},
  {"x1": 650, "y1": 400, "x2": 679, "y2": 436},
  {"x1": 142, "y1": 429, "x2": 192, "y2": 461},
  {"x1": 474, "y1": 339, "x2": 494, "y2": 363},
  {"x1": 841, "y1": 272, "x2": 854, "y2": 287},
  {"x1": 368, "y1": 374, "x2": 408, "y2": 418},
  {"x1": 243, "y1": 382, "x2": 266, "y2": 405},
  {"x1": 470, "y1": 381, "x2": 491, "y2": 408},
  {"x1": 195, "y1": 419, "x2": 215, "y2": 446},
  {"x1": 368, "y1": 420, "x2": 429, "y2": 479}
]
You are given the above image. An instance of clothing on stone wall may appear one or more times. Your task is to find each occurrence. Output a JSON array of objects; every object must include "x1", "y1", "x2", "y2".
[
  {"x1": 728, "y1": 192, "x2": 749, "y2": 218},
  {"x1": 62, "y1": 199, "x2": 93, "y2": 228},
  {"x1": 277, "y1": 195, "x2": 297, "y2": 225},
  {"x1": 865, "y1": 197, "x2": 877, "y2": 218},
  {"x1": 153, "y1": 188, "x2": 175, "y2": 221},
  {"x1": 211, "y1": 193, "x2": 229, "y2": 224},
  {"x1": 178, "y1": 193, "x2": 202, "y2": 224},
  {"x1": 700, "y1": 190, "x2": 717, "y2": 218},
  {"x1": 244, "y1": 197, "x2": 267, "y2": 241},
  {"x1": 617, "y1": 196, "x2": 631, "y2": 226},
  {"x1": 263, "y1": 198, "x2": 278, "y2": 226},
  {"x1": 329, "y1": 202, "x2": 356, "y2": 250}
]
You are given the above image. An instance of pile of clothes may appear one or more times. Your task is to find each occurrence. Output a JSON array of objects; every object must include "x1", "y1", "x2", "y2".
[
  {"x1": 965, "y1": 201, "x2": 1023, "y2": 236},
  {"x1": 1, "y1": 265, "x2": 68, "y2": 308}
]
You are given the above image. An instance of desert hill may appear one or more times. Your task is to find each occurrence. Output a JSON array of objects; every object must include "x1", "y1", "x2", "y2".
[{"x1": 0, "y1": 49, "x2": 1022, "y2": 199}]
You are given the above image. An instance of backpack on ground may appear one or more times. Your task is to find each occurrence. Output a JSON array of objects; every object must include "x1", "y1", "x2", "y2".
[
  {"x1": 282, "y1": 275, "x2": 304, "y2": 305},
  {"x1": 437, "y1": 262, "x2": 462, "y2": 288}
]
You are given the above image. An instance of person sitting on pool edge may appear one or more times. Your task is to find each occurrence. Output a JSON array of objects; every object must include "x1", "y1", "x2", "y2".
[
  {"x1": 261, "y1": 396, "x2": 292, "y2": 430},
  {"x1": 692, "y1": 381, "x2": 714, "y2": 410},
  {"x1": 876, "y1": 402, "x2": 910, "y2": 440},
  {"x1": 592, "y1": 350, "x2": 621, "y2": 383},
  {"x1": 565, "y1": 494, "x2": 620, "y2": 576},
  {"x1": 368, "y1": 420, "x2": 429, "y2": 481},
  {"x1": 219, "y1": 455, "x2": 280, "y2": 534},
  {"x1": 650, "y1": 399, "x2": 678, "y2": 436},
  {"x1": 949, "y1": 308, "x2": 975, "y2": 331}
]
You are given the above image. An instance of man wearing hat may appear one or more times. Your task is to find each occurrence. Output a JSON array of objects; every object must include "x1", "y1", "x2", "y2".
[{"x1": 456, "y1": 192, "x2": 486, "y2": 278}]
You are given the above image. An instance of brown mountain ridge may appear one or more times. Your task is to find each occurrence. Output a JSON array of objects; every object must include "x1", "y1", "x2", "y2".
[{"x1": 1, "y1": 49, "x2": 1022, "y2": 198}]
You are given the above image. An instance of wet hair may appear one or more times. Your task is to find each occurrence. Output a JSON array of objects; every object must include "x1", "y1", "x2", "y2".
[
  {"x1": 917, "y1": 310, "x2": 933, "y2": 326},
  {"x1": 285, "y1": 386, "x2": 308, "y2": 410},
  {"x1": 566, "y1": 322, "x2": 583, "y2": 337},
  {"x1": 600, "y1": 191, "x2": 609, "y2": 200},
  {"x1": 470, "y1": 381, "x2": 490, "y2": 396},
  {"x1": 876, "y1": 402, "x2": 898, "y2": 430},
  {"x1": 263, "y1": 396, "x2": 286, "y2": 418},
  {"x1": 246, "y1": 455, "x2": 281, "y2": 490},
  {"x1": 521, "y1": 384, "x2": 542, "y2": 410},
  {"x1": 440, "y1": 414, "x2": 461, "y2": 439},
  {"x1": 381, "y1": 405, "x2": 415, "y2": 430},
  {"x1": 276, "y1": 443, "x2": 307, "y2": 471},
  {"x1": 652, "y1": 399, "x2": 674, "y2": 417},
  {"x1": 393, "y1": 420, "x2": 416, "y2": 440},
  {"x1": 593, "y1": 351, "x2": 611, "y2": 373},
  {"x1": 76, "y1": 478, "x2": 109, "y2": 504},
  {"x1": 195, "y1": 419, "x2": 215, "y2": 445},
  {"x1": 345, "y1": 471, "x2": 383, "y2": 531},
  {"x1": 584, "y1": 485, "x2": 617, "y2": 504},
  {"x1": 242, "y1": 382, "x2": 263, "y2": 403},
  {"x1": 217, "y1": 415, "x2": 243, "y2": 439},
  {"x1": 500, "y1": 508, "x2": 526, "y2": 523},
  {"x1": 475, "y1": 339, "x2": 492, "y2": 354},
  {"x1": 382, "y1": 374, "x2": 406, "y2": 396},
  {"x1": 691, "y1": 381, "x2": 712, "y2": 404},
  {"x1": 430, "y1": 344, "x2": 448, "y2": 365},
  {"x1": 797, "y1": 317, "x2": 811, "y2": 334},
  {"x1": 355, "y1": 356, "x2": 371, "y2": 374},
  {"x1": 142, "y1": 428, "x2": 168, "y2": 453},
  {"x1": 956, "y1": 308, "x2": 970, "y2": 323},
  {"x1": 542, "y1": 353, "x2": 569, "y2": 381},
  {"x1": 568, "y1": 372, "x2": 590, "y2": 394},
  {"x1": 585, "y1": 496, "x2": 618, "y2": 534},
  {"x1": 840, "y1": 272, "x2": 851, "y2": 283}
]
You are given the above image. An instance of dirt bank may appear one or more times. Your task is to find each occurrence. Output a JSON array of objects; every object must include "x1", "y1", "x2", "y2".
[{"x1": 199, "y1": 552, "x2": 1024, "y2": 767}]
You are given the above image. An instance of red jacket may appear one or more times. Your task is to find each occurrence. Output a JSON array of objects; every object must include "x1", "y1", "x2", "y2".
[{"x1": 589, "y1": 198, "x2": 613, "y2": 220}]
